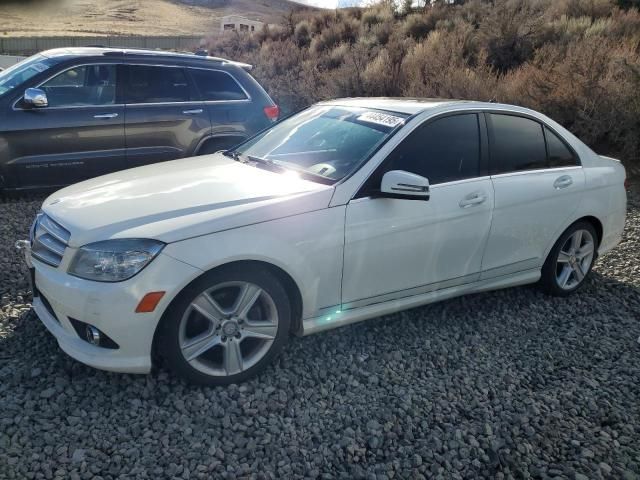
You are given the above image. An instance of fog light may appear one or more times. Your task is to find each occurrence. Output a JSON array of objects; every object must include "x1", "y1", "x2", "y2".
[{"x1": 85, "y1": 325, "x2": 101, "y2": 346}]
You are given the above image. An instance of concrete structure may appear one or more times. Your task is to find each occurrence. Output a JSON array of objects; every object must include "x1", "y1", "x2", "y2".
[{"x1": 220, "y1": 15, "x2": 263, "y2": 34}]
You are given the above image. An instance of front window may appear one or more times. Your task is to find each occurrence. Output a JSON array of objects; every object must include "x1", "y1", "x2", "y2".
[
  {"x1": 0, "y1": 54, "x2": 58, "y2": 97},
  {"x1": 41, "y1": 64, "x2": 117, "y2": 107},
  {"x1": 232, "y1": 106, "x2": 407, "y2": 183}
]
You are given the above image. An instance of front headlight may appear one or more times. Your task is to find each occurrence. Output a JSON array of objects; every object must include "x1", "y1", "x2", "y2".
[{"x1": 69, "y1": 239, "x2": 165, "y2": 282}]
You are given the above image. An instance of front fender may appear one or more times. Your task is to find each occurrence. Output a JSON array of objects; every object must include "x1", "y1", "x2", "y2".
[{"x1": 162, "y1": 206, "x2": 346, "y2": 319}]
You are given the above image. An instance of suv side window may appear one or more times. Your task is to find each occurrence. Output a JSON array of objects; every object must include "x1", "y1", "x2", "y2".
[
  {"x1": 489, "y1": 114, "x2": 547, "y2": 174},
  {"x1": 545, "y1": 126, "x2": 579, "y2": 167},
  {"x1": 362, "y1": 113, "x2": 480, "y2": 195},
  {"x1": 41, "y1": 64, "x2": 116, "y2": 107},
  {"x1": 124, "y1": 65, "x2": 191, "y2": 104},
  {"x1": 189, "y1": 69, "x2": 248, "y2": 101}
]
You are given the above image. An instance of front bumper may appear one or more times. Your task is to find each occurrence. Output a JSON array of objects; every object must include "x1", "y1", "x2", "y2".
[{"x1": 26, "y1": 250, "x2": 201, "y2": 374}]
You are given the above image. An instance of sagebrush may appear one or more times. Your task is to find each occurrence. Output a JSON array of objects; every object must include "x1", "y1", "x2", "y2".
[{"x1": 206, "y1": 0, "x2": 640, "y2": 170}]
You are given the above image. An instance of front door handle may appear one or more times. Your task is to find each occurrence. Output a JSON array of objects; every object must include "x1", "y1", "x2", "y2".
[
  {"x1": 183, "y1": 109, "x2": 204, "y2": 115},
  {"x1": 554, "y1": 175, "x2": 573, "y2": 189},
  {"x1": 459, "y1": 191, "x2": 487, "y2": 208},
  {"x1": 94, "y1": 113, "x2": 118, "y2": 119}
]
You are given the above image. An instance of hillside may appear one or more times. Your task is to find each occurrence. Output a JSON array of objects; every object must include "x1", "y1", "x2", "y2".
[{"x1": 0, "y1": 0, "x2": 311, "y2": 37}]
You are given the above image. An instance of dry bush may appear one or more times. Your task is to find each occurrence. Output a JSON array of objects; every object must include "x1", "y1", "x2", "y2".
[
  {"x1": 293, "y1": 20, "x2": 311, "y2": 47},
  {"x1": 205, "y1": 0, "x2": 640, "y2": 167},
  {"x1": 361, "y1": 7, "x2": 393, "y2": 27},
  {"x1": 402, "y1": 26, "x2": 499, "y2": 100},
  {"x1": 310, "y1": 25, "x2": 342, "y2": 53},
  {"x1": 552, "y1": 0, "x2": 617, "y2": 19},
  {"x1": 502, "y1": 36, "x2": 640, "y2": 166},
  {"x1": 479, "y1": 0, "x2": 552, "y2": 72},
  {"x1": 404, "y1": 13, "x2": 432, "y2": 39}
]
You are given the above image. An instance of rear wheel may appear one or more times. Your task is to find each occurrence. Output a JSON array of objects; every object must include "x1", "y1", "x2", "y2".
[
  {"x1": 158, "y1": 266, "x2": 291, "y2": 385},
  {"x1": 539, "y1": 221, "x2": 598, "y2": 296}
]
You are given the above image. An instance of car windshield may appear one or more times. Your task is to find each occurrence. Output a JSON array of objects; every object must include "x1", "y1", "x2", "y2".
[
  {"x1": 231, "y1": 105, "x2": 407, "y2": 184},
  {"x1": 0, "y1": 54, "x2": 58, "y2": 97}
]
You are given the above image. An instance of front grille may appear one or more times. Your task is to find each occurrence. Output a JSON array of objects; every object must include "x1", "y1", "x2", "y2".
[{"x1": 30, "y1": 213, "x2": 70, "y2": 268}]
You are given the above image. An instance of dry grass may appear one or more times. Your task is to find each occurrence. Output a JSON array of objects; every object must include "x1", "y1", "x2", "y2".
[{"x1": 0, "y1": 0, "x2": 306, "y2": 37}]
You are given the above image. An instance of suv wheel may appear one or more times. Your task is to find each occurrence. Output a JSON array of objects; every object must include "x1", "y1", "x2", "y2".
[
  {"x1": 539, "y1": 221, "x2": 598, "y2": 297},
  {"x1": 158, "y1": 265, "x2": 291, "y2": 385}
]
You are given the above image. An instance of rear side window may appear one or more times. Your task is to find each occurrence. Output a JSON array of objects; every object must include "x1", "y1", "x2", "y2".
[
  {"x1": 489, "y1": 114, "x2": 547, "y2": 174},
  {"x1": 545, "y1": 126, "x2": 579, "y2": 167},
  {"x1": 190, "y1": 69, "x2": 248, "y2": 101},
  {"x1": 377, "y1": 113, "x2": 481, "y2": 185},
  {"x1": 124, "y1": 65, "x2": 191, "y2": 104}
]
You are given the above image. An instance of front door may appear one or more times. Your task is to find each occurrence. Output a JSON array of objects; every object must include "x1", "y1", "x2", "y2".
[
  {"x1": 123, "y1": 64, "x2": 210, "y2": 168},
  {"x1": 342, "y1": 113, "x2": 494, "y2": 308},
  {"x1": 6, "y1": 63, "x2": 125, "y2": 188}
]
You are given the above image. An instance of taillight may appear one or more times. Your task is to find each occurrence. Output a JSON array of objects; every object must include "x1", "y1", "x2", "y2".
[
  {"x1": 624, "y1": 178, "x2": 630, "y2": 190},
  {"x1": 264, "y1": 105, "x2": 280, "y2": 122}
]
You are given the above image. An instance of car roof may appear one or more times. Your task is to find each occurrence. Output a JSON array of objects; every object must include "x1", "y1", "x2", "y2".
[
  {"x1": 40, "y1": 47, "x2": 253, "y2": 70},
  {"x1": 319, "y1": 97, "x2": 478, "y2": 115}
]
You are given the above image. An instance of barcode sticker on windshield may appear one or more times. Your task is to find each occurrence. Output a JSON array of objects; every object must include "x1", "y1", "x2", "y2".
[
  {"x1": 357, "y1": 112, "x2": 404, "y2": 128},
  {"x1": 31, "y1": 63, "x2": 49, "y2": 73}
]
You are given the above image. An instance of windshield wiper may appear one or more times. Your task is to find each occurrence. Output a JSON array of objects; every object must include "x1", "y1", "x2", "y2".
[
  {"x1": 222, "y1": 150, "x2": 241, "y2": 161},
  {"x1": 227, "y1": 152, "x2": 334, "y2": 185}
]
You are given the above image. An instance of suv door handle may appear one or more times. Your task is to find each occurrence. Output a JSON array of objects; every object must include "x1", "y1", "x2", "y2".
[
  {"x1": 94, "y1": 113, "x2": 118, "y2": 119},
  {"x1": 183, "y1": 109, "x2": 204, "y2": 115},
  {"x1": 553, "y1": 175, "x2": 573, "y2": 189},
  {"x1": 459, "y1": 191, "x2": 487, "y2": 208}
]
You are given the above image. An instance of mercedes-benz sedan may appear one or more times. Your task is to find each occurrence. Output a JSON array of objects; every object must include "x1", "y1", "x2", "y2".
[{"x1": 18, "y1": 98, "x2": 627, "y2": 385}]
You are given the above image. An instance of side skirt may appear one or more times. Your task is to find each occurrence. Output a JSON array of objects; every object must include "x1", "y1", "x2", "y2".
[{"x1": 301, "y1": 268, "x2": 541, "y2": 336}]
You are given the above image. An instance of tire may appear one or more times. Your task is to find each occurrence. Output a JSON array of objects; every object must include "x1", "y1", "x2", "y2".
[
  {"x1": 539, "y1": 221, "x2": 598, "y2": 297},
  {"x1": 157, "y1": 265, "x2": 291, "y2": 385}
]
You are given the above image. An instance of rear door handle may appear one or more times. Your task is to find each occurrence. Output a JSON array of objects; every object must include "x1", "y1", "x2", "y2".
[
  {"x1": 459, "y1": 191, "x2": 487, "y2": 208},
  {"x1": 94, "y1": 113, "x2": 118, "y2": 119},
  {"x1": 183, "y1": 109, "x2": 204, "y2": 115},
  {"x1": 554, "y1": 175, "x2": 573, "y2": 189}
]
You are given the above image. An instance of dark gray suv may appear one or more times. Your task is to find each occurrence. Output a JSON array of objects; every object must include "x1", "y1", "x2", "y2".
[{"x1": 0, "y1": 47, "x2": 279, "y2": 191}]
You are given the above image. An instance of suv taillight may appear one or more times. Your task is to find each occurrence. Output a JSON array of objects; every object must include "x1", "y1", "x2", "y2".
[{"x1": 264, "y1": 105, "x2": 280, "y2": 122}]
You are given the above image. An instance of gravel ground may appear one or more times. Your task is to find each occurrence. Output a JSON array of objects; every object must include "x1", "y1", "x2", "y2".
[{"x1": 1, "y1": 185, "x2": 639, "y2": 480}]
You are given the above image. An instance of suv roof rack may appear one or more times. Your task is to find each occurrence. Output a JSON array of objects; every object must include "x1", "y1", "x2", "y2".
[{"x1": 94, "y1": 47, "x2": 253, "y2": 71}]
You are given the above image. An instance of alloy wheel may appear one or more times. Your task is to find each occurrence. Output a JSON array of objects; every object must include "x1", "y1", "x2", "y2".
[
  {"x1": 178, "y1": 281, "x2": 279, "y2": 377},
  {"x1": 555, "y1": 229, "x2": 595, "y2": 291}
]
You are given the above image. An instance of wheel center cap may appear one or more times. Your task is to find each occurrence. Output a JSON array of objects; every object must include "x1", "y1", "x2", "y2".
[{"x1": 222, "y1": 320, "x2": 239, "y2": 337}]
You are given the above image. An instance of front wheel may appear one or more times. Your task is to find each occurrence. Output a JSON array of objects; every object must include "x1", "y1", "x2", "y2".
[
  {"x1": 158, "y1": 266, "x2": 291, "y2": 385},
  {"x1": 539, "y1": 221, "x2": 598, "y2": 297}
]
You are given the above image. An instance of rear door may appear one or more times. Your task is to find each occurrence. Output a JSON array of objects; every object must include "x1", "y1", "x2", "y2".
[
  {"x1": 6, "y1": 63, "x2": 125, "y2": 188},
  {"x1": 481, "y1": 113, "x2": 585, "y2": 278},
  {"x1": 123, "y1": 64, "x2": 210, "y2": 168},
  {"x1": 187, "y1": 67, "x2": 253, "y2": 148}
]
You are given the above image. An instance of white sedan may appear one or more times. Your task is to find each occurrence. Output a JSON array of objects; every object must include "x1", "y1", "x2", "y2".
[{"x1": 19, "y1": 98, "x2": 627, "y2": 385}]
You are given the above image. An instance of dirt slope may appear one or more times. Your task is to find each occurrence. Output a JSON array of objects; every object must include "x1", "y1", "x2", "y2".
[{"x1": 0, "y1": 0, "x2": 307, "y2": 37}]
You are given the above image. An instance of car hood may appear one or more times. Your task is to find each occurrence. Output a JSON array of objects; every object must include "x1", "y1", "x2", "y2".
[{"x1": 42, "y1": 154, "x2": 334, "y2": 247}]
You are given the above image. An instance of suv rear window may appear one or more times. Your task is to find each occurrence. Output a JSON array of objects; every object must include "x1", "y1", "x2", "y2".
[
  {"x1": 189, "y1": 69, "x2": 248, "y2": 101},
  {"x1": 124, "y1": 65, "x2": 191, "y2": 104}
]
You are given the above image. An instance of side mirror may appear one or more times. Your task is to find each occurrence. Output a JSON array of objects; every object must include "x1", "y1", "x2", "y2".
[
  {"x1": 380, "y1": 170, "x2": 430, "y2": 200},
  {"x1": 24, "y1": 88, "x2": 48, "y2": 108}
]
